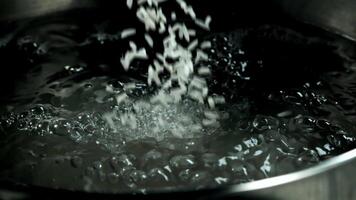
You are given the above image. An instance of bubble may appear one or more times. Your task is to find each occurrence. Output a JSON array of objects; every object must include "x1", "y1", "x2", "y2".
[
  {"x1": 288, "y1": 115, "x2": 317, "y2": 134},
  {"x1": 85, "y1": 167, "x2": 96, "y2": 177},
  {"x1": 315, "y1": 119, "x2": 332, "y2": 130},
  {"x1": 227, "y1": 159, "x2": 247, "y2": 174},
  {"x1": 107, "y1": 172, "x2": 120, "y2": 184},
  {"x1": 143, "y1": 150, "x2": 163, "y2": 161},
  {"x1": 117, "y1": 154, "x2": 136, "y2": 167},
  {"x1": 159, "y1": 138, "x2": 205, "y2": 153},
  {"x1": 84, "y1": 83, "x2": 94, "y2": 89},
  {"x1": 180, "y1": 139, "x2": 205, "y2": 153},
  {"x1": 264, "y1": 130, "x2": 280, "y2": 143},
  {"x1": 69, "y1": 131, "x2": 84, "y2": 142},
  {"x1": 296, "y1": 149, "x2": 320, "y2": 166},
  {"x1": 70, "y1": 156, "x2": 83, "y2": 168},
  {"x1": 119, "y1": 166, "x2": 136, "y2": 176},
  {"x1": 253, "y1": 115, "x2": 280, "y2": 131},
  {"x1": 237, "y1": 120, "x2": 253, "y2": 132},
  {"x1": 190, "y1": 171, "x2": 213, "y2": 186},
  {"x1": 51, "y1": 119, "x2": 71, "y2": 136},
  {"x1": 147, "y1": 168, "x2": 171, "y2": 183},
  {"x1": 123, "y1": 170, "x2": 148, "y2": 188},
  {"x1": 30, "y1": 106, "x2": 46, "y2": 116},
  {"x1": 93, "y1": 161, "x2": 103, "y2": 170},
  {"x1": 142, "y1": 150, "x2": 165, "y2": 169},
  {"x1": 64, "y1": 64, "x2": 86, "y2": 73},
  {"x1": 326, "y1": 135, "x2": 345, "y2": 148},
  {"x1": 178, "y1": 169, "x2": 192, "y2": 182},
  {"x1": 17, "y1": 35, "x2": 38, "y2": 53},
  {"x1": 201, "y1": 153, "x2": 220, "y2": 169},
  {"x1": 169, "y1": 155, "x2": 197, "y2": 171}
]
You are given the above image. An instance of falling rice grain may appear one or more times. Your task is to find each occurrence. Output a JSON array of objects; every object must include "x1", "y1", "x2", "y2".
[
  {"x1": 127, "y1": 0, "x2": 133, "y2": 9},
  {"x1": 145, "y1": 34, "x2": 154, "y2": 47},
  {"x1": 121, "y1": 28, "x2": 136, "y2": 39},
  {"x1": 198, "y1": 67, "x2": 211, "y2": 76}
]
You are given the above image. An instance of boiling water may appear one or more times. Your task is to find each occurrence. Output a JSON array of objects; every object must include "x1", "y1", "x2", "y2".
[{"x1": 0, "y1": 16, "x2": 356, "y2": 193}]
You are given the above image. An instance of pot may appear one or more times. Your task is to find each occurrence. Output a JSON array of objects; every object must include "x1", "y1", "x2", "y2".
[{"x1": 0, "y1": 0, "x2": 355, "y2": 199}]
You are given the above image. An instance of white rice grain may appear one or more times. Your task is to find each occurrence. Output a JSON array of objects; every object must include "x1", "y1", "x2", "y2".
[
  {"x1": 189, "y1": 76, "x2": 206, "y2": 89},
  {"x1": 202, "y1": 87, "x2": 209, "y2": 97},
  {"x1": 137, "y1": 7, "x2": 157, "y2": 31},
  {"x1": 182, "y1": 25, "x2": 190, "y2": 41},
  {"x1": 198, "y1": 67, "x2": 211, "y2": 75},
  {"x1": 145, "y1": 34, "x2": 154, "y2": 47},
  {"x1": 124, "y1": 82, "x2": 137, "y2": 90},
  {"x1": 208, "y1": 97, "x2": 215, "y2": 108},
  {"x1": 176, "y1": 0, "x2": 187, "y2": 11},
  {"x1": 171, "y1": 12, "x2": 177, "y2": 20},
  {"x1": 156, "y1": 53, "x2": 165, "y2": 62},
  {"x1": 200, "y1": 41, "x2": 212, "y2": 49},
  {"x1": 204, "y1": 111, "x2": 220, "y2": 120},
  {"x1": 155, "y1": 0, "x2": 168, "y2": 4},
  {"x1": 127, "y1": 0, "x2": 133, "y2": 9},
  {"x1": 135, "y1": 48, "x2": 148, "y2": 59},
  {"x1": 120, "y1": 46, "x2": 148, "y2": 71},
  {"x1": 202, "y1": 118, "x2": 218, "y2": 127},
  {"x1": 121, "y1": 28, "x2": 136, "y2": 39},
  {"x1": 121, "y1": 53, "x2": 134, "y2": 71},
  {"x1": 129, "y1": 41, "x2": 137, "y2": 51},
  {"x1": 153, "y1": 60, "x2": 164, "y2": 73},
  {"x1": 188, "y1": 39, "x2": 199, "y2": 51},
  {"x1": 205, "y1": 15, "x2": 212, "y2": 28},
  {"x1": 213, "y1": 96, "x2": 226, "y2": 104},
  {"x1": 188, "y1": 90, "x2": 204, "y2": 104},
  {"x1": 187, "y1": 7, "x2": 196, "y2": 19},
  {"x1": 159, "y1": 22, "x2": 166, "y2": 33},
  {"x1": 162, "y1": 79, "x2": 172, "y2": 89},
  {"x1": 188, "y1": 29, "x2": 196, "y2": 37},
  {"x1": 195, "y1": 50, "x2": 209, "y2": 63},
  {"x1": 157, "y1": 8, "x2": 167, "y2": 23},
  {"x1": 137, "y1": 0, "x2": 147, "y2": 5},
  {"x1": 148, "y1": 65, "x2": 162, "y2": 86},
  {"x1": 195, "y1": 18, "x2": 210, "y2": 30}
]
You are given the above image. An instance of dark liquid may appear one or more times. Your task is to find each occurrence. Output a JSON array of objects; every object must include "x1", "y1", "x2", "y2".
[{"x1": 0, "y1": 13, "x2": 355, "y2": 193}]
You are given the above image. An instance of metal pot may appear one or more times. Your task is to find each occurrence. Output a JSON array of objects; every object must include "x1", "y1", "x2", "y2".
[{"x1": 0, "y1": 0, "x2": 355, "y2": 199}]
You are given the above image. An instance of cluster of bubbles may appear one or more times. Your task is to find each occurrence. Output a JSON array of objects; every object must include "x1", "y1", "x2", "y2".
[{"x1": 1, "y1": 86, "x2": 355, "y2": 192}]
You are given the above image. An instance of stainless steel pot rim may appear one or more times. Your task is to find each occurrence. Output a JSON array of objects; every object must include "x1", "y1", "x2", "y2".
[
  {"x1": 223, "y1": 148, "x2": 356, "y2": 193},
  {"x1": 1, "y1": 149, "x2": 355, "y2": 197}
]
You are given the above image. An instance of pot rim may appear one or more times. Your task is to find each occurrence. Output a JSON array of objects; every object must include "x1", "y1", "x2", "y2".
[{"x1": 224, "y1": 148, "x2": 356, "y2": 193}]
